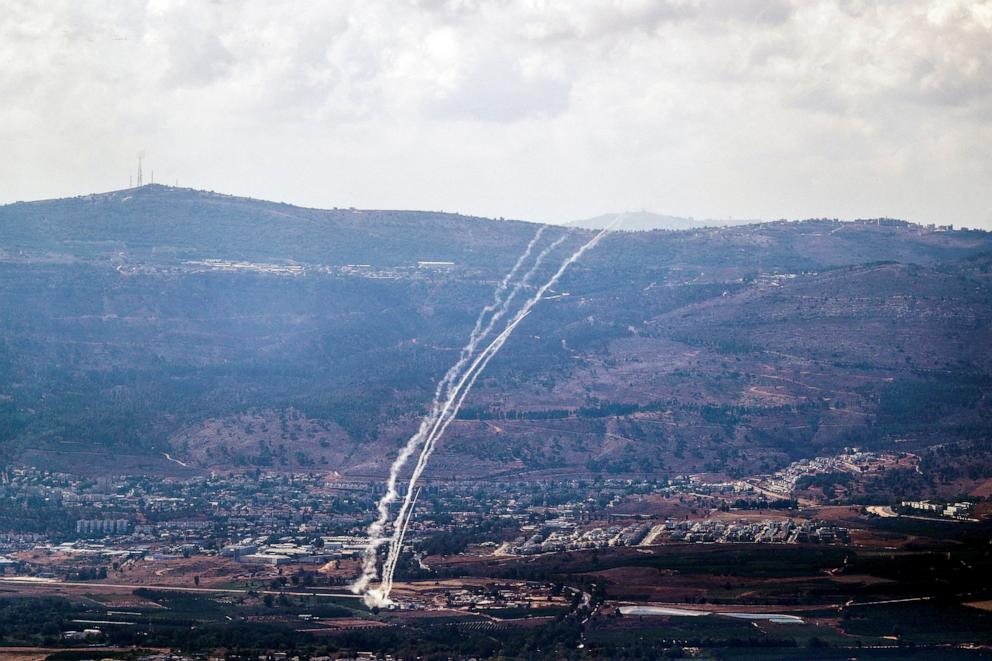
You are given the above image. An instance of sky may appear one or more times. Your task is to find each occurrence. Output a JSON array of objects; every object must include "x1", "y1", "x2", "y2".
[{"x1": 1, "y1": 0, "x2": 990, "y2": 227}]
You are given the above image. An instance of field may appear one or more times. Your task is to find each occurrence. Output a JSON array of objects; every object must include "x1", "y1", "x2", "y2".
[{"x1": 1, "y1": 516, "x2": 991, "y2": 659}]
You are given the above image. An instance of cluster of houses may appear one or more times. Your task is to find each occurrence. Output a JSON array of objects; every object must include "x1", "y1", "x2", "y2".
[
  {"x1": 503, "y1": 521, "x2": 651, "y2": 555},
  {"x1": 650, "y1": 518, "x2": 850, "y2": 545},
  {"x1": 900, "y1": 500, "x2": 974, "y2": 519},
  {"x1": 221, "y1": 535, "x2": 366, "y2": 566},
  {"x1": 762, "y1": 449, "x2": 891, "y2": 496},
  {"x1": 75, "y1": 518, "x2": 130, "y2": 535}
]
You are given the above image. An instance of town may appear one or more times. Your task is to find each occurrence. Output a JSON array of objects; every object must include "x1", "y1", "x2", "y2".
[
  {"x1": 0, "y1": 449, "x2": 925, "y2": 584},
  {"x1": 0, "y1": 447, "x2": 987, "y2": 657}
]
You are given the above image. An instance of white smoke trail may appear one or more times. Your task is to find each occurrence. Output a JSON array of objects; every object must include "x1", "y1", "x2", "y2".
[
  {"x1": 371, "y1": 233, "x2": 568, "y2": 598},
  {"x1": 392, "y1": 485, "x2": 420, "y2": 565},
  {"x1": 370, "y1": 310, "x2": 535, "y2": 605},
  {"x1": 465, "y1": 226, "x2": 547, "y2": 356},
  {"x1": 393, "y1": 487, "x2": 421, "y2": 562},
  {"x1": 373, "y1": 224, "x2": 616, "y2": 602},
  {"x1": 349, "y1": 225, "x2": 548, "y2": 594},
  {"x1": 376, "y1": 232, "x2": 570, "y2": 588},
  {"x1": 370, "y1": 218, "x2": 621, "y2": 605}
]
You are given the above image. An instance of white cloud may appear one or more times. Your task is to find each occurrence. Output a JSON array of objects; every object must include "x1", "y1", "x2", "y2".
[{"x1": 0, "y1": 0, "x2": 989, "y2": 227}]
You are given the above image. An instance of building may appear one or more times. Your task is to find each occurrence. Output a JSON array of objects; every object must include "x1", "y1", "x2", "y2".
[
  {"x1": 417, "y1": 260, "x2": 455, "y2": 270},
  {"x1": 76, "y1": 519, "x2": 129, "y2": 535},
  {"x1": 239, "y1": 553, "x2": 291, "y2": 566}
]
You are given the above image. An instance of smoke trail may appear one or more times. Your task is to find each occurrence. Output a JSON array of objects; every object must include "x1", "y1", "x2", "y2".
[
  {"x1": 390, "y1": 486, "x2": 421, "y2": 570},
  {"x1": 349, "y1": 225, "x2": 548, "y2": 594},
  {"x1": 371, "y1": 219, "x2": 621, "y2": 605},
  {"x1": 370, "y1": 310, "x2": 535, "y2": 605},
  {"x1": 372, "y1": 234, "x2": 568, "y2": 592},
  {"x1": 375, "y1": 316, "x2": 536, "y2": 595},
  {"x1": 376, "y1": 233, "x2": 570, "y2": 586},
  {"x1": 373, "y1": 223, "x2": 616, "y2": 602},
  {"x1": 465, "y1": 226, "x2": 547, "y2": 355}
]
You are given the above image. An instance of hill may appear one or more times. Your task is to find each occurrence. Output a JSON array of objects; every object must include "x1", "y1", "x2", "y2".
[
  {"x1": 568, "y1": 210, "x2": 757, "y2": 231},
  {"x1": 1, "y1": 187, "x2": 991, "y2": 486},
  {"x1": 0, "y1": 184, "x2": 545, "y2": 267}
]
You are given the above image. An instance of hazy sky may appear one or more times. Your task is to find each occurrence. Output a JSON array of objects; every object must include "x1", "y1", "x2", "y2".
[{"x1": 2, "y1": 1, "x2": 990, "y2": 227}]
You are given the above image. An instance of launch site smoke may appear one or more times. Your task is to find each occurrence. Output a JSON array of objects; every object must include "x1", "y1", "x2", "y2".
[
  {"x1": 352, "y1": 216, "x2": 623, "y2": 607},
  {"x1": 347, "y1": 225, "x2": 550, "y2": 595}
]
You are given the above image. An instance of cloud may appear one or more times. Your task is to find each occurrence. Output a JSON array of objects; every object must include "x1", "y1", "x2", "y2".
[{"x1": 0, "y1": 0, "x2": 989, "y2": 227}]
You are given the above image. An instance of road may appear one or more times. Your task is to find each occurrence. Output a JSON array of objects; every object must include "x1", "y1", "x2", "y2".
[
  {"x1": 866, "y1": 506, "x2": 975, "y2": 523},
  {"x1": 0, "y1": 576, "x2": 363, "y2": 599},
  {"x1": 162, "y1": 452, "x2": 189, "y2": 467},
  {"x1": 844, "y1": 596, "x2": 933, "y2": 608}
]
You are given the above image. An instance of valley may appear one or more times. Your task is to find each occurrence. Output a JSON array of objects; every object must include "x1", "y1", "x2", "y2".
[{"x1": 1, "y1": 186, "x2": 991, "y2": 658}]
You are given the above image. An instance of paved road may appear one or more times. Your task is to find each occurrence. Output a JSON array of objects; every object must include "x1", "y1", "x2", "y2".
[
  {"x1": 844, "y1": 596, "x2": 932, "y2": 608},
  {"x1": 0, "y1": 576, "x2": 363, "y2": 599}
]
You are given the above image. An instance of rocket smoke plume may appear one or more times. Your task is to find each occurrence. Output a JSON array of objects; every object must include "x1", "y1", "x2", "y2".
[
  {"x1": 348, "y1": 225, "x2": 547, "y2": 595},
  {"x1": 374, "y1": 233, "x2": 569, "y2": 593},
  {"x1": 369, "y1": 219, "x2": 621, "y2": 606},
  {"x1": 354, "y1": 217, "x2": 621, "y2": 607}
]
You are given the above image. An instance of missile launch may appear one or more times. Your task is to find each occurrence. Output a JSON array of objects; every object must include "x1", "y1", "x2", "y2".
[{"x1": 354, "y1": 216, "x2": 622, "y2": 607}]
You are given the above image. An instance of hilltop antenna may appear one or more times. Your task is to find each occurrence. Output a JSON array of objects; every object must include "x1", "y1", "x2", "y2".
[{"x1": 137, "y1": 153, "x2": 143, "y2": 186}]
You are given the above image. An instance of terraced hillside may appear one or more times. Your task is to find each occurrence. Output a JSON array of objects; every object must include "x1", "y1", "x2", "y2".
[{"x1": 1, "y1": 186, "x2": 990, "y2": 493}]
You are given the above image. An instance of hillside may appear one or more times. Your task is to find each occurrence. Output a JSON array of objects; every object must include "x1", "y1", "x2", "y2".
[
  {"x1": 0, "y1": 184, "x2": 546, "y2": 267},
  {"x1": 569, "y1": 210, "x2": 757, "y2": 231},
  {"x1": 570, "y1": 211, "x2": 707, "y2": 231},
  {"x1": 1, "y1": 187, "x2": 991, "y2": 487}
]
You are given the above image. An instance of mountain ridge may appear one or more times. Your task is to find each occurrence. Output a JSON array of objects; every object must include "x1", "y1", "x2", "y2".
[
  {"x1": 568, "y1": 210, "x2": 761, "y2": 231},
  {"x1": 1, "y1": 186, "x2": 991, "y2": 482}
]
